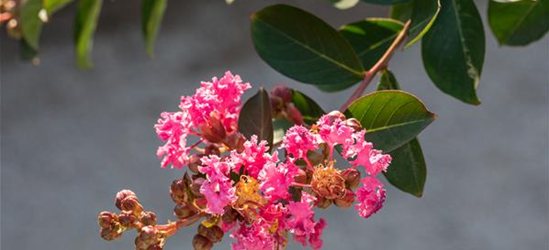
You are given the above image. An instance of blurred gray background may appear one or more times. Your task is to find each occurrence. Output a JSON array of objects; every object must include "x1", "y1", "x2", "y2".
[{"x1": 1, "y1": 0, "x2": 548, "y2": 249}]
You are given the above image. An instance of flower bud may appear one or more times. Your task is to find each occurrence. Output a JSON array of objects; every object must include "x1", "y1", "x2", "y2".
[
  {"x1": 121, "y1": 196, "x2": 143, "y2": 213},
  {"x1": 188, "y1": 154, "x2": 202, "y2": 173},
  {"x1": 115, "y1": 190, "x2": 137, "y2": 210},
  {"x1": 270, "y1": 96, "x2": 284, "y2": 114},
  {"x1": 205, "y1": 226, "x2": 224, "y2": 243},
  {"x1": 98, "y1": 211, "x2": 118, "y2": 228},
  {"x1": 100, "y1": 223, "x2": 123, "y2": 241},
  {"x1": 345, "y1": 118, "x2": 362, "y2": 132},
  {"x1": 342, "y1": 168, "x2": 361, "y2": 190},
  {"x1": 226, "y1": 133, "x2": 245, "y2": 152},
  {"x1": 193, "y1": 234, "x2": 214, "y2": 250},
  {"x1": 119, "y1": 211, "x2": 138, "y2": 228},
  {"x1": 174, "y1": 203, "x2": 197, "y2": 220},
  {"x1": 204, "y1": 144, "x2": 221, "y2": 156},
  {"x1": 137, "y1": 226, "x2": 159, "y2": 246},
  {"x1": 190, "y1": 178, "x2": 205, "y2": 197},
  {"x1": 170, "y1": 178, "x2": 189, "y2": 204},
  {"x1": 316, "y1": 197, "x2": 332, "y2": 209},
  {"x1": 141, "y1": 211, "x2": 157, "y2": 226},
  {"x1": 271, "y1": 85, "x2": 293, "y2": 103},
  {"x1": 286, "y1": 103, "x2": 304, "y2": 125},
  {"x1": 293, "y1": 168, "x2": 308, "y2": 184},
  {"x1": 334, "y1": 189, "x2": 355, "y2": 208},
  {"x1": 221, "y1": 207, "x2": 239, "y2": 223},
  {"x1": 325, "y1": 110, "x2": 346, "y2": 123},
  {"x1": 147, "y1": 245, "x2": 163, "y2": 250}
]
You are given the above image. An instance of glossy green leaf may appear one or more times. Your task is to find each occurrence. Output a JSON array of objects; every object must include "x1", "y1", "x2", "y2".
[
  {"x1": 238, "y1": 88, "x2": 274, "y2": 150},
  {"x1": 292, "y1": 90, "x2": 325, "y2": 125},
  {"x1": 20, "y1": 0, "x2": 44, "y2": 50},
  {"x1": 340, "y1": 18, "x2": 403, "y2": 69},
  {"x1": 377, "y1": 70, "x2": 427, "y2": 197},
  {"x1": 345, "y1": 90, "x2": 436, "y2": 152},
  {"x1": 44, "y1": 0, "x2": 74, "y2": 14},
  {"x1": 142, "y1": 0, "x2": 167, "y2": 57},
  {"x1": 390, "y1": 2, "x2": 414, "y2": 22},
  {"x1": 422, "y1": 0, "x2": 485, "y2": 105},
  {"x1": 488, "y1": 0, "x2": 549, "y2": 46},
  {"x1": 74, "y1": 0, "x2": 103, "y2": 69},
  {"x1": 360, "y1": 0, "x2": 413, "y2": 5},
  {"x1": 251, "y1": 4, "x2": 365, "y2": 90},
  {"x1": 405, "y1": 0, "x2": 441, "y2": 48}
]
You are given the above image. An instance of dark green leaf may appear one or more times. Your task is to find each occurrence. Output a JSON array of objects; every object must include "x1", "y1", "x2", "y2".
[
  {"x1": 142, "y1": 0, "x2": 167, "y2": 57},
  {"x1": 238, "y1": 88, "x2": 274, "y2": 150},
  {"x1": 20, "y1": 0, "x2": 44, "y2": 50},
  {"x1": 488, "y1": 0, "x2": 549, "y2": 46},
  {"x1": 19, "y1": 39, "x2": 39, "y2": 60},
  {"x1": 251, "y1": 4, "x2": 365, "y2": 90},
  {"x1": 273, "y1": 118, "x2": 294, "y2": 145},
  {"x1": 44, "y1": 0, "x2": 74, "y2": 14},
  {"x1": 405, "y1": 0, "x2": 441, "y2": 48},
  {"x1": 340, "y1": 18, "x2": 403, "y2": 69},
  {"x1": 74, "y1": 0, "x2": 103, "y2": 69},
  {"x1": 360, "y1": 0, "x2": 413, "y2": 5},
  {"x1": 292, "y1": 90, "x2": 325, "y2": 125},
  {"x1": 390, "y1": 2, "x2": 414, "y2": 22},
  {"x1": 377, "y1": 70, "x2": 426, "y2": 197},
  {"x1": 422, "y1": 0, "x2": 485, "y2": 105},
  {"x1": 345, "y1": 90, "x2": 436, "y2": 152},
  {"x1": 384, "y1": 138, "x2": 427, "y2": 197}
]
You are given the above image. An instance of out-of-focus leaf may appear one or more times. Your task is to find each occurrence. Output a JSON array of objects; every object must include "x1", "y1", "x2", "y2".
[
  {"x1": 292, "y1": 90, "x2": 325, "y2": 125},
  {"x1": 377, "y1": 70, "x2": 427, "y2": 198},
  {"x1": 251, "y1": 4, "x2": 365, "y2": 91},
  {"x1": 142, "y1": 0, "x2": 167, "y2": 58},
  {"x1": 359, "y1": 0, "x2": 413, "y2": 5},
  {"x1": 488, "y1": 0, "x2": 549, "y2": 46},
  {"x1": 422, "y1": 0, "x2": 485, "y2": 105},
  {"x1": 44, "y1": 0, "x2": 74, "y2": 14},
  {"x1": 345, "y1": 90, "x2": 436, "y2": 152},
  {"x1": 325, "y1": 0, "x2": 360, "y2": 9},
  {"x1": 273, "y1": 118, "x2": 293, "y2": 145},
  {"x1": 19, "y1": 39, "x2": 39, "y2": 60},
  {"x1": 20, "y1": 0, "x2": 44, "y2": 50},
  {"x1": 74, "y1": 0, "x2": 103, "y2": 69},
  {"x1": 340, "y1": 18, "x2": 403, "y2": 69},
  {"x1": 238, "y1": 88, "x2": 274, "y2": 150},
  {"x1": 405, "y1": 0, "x2": 440, "y2": 48},
  {"x1": 390, "y1": 1, "x2": 414, "y2": 22}
]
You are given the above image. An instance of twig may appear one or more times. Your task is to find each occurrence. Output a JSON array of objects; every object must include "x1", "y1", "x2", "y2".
[{"x1": 340, "y1": 20, "x2": 411, "y2": 111}]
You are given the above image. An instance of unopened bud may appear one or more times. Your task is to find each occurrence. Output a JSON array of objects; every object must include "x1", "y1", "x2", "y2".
[
  {"x1": 221, "y1": 207, "x2": 239, "y2": 223},
  {"x1": 170, "y1": 179, "x2": 189, "y2": 204},
  {"x1": 119, "y1": 211, "x2": 138, "y2": 228},
  {"x1": 147, "y1": 245, "x2": 163, "y2": 250},
  {"x1": 317, "y1": 197, "x2": 332, "y2": 209},
  {"x1": 326, "y1": 110, "x2": 346, "y2": 122},
  {"x1": 342, "y1": 168, "x2": 361, "y2": 190},
  {"x1": 121, "y1": 196, "x2": 143, "y2": 213},
  {"x1": 138, "y1": 226, "x2": 159, "y2": 245},
  {"x1": 205, "y1": 144, "x2": 221, "y2": 156},
  {"x1": 271, "y1": 85, "x2": 293, "y2": 103},
  {"x1": 190, "y1": 178, "x2": 206, "y2": 197},
  {"x1": 345, "y1": 118, "x2": 362, "y2": 132},
  {"x1": 115, "y1": 190, "x2": 137, "y2": 210},
  {"x1": 293, "y1": 168, "x2": 308, "y2": 184},
  {"x1": 141, "y1": 211, "x2": 157, "y2": 226},
  {"x1": 188, "y1": 154, "x2": 202, "y2": 173},
  {"x1": 193, "y1": 234, "x2": 214, "y2": 250},
  {"x1": 100, "y1": 224, "x2": 122, "y2": 241},
  {"x1": 334, "y1": 189, "x2": 355, "y2": 208},
  {"x1": 98, "y1": 211, "x2": 118, "y2": 228},
  {"x1": 174, "y1": 203, "x2": 197, "y2": 219},
  {"x1": 226, "y1": 133, "x2": 246, "y2": 152},
  {"x1": 205, "y1": 226, "x2": 224, "y2": 243}
]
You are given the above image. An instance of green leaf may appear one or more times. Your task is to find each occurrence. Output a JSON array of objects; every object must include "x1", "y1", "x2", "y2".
[
  {"x1": 384, "y1": 138, "x2": 427, "y2": 197},
  {"x1": 44, "y1": 0, "x2": 74, "y2": 14},
  {"x1": 405, "y1": 0, "x2": 441, "y2": 48},
  {"x1": 340, "y1": 18, "x2": 403, "y2": 69},
  {"x1": 238, "y1": 88, "x2": 274, "y2": 150},
  {"x1": 377, "y1": 70, "x2": 427, "y2": 197},
  {"x1": 19, "y1": 39, "x2": 39, "y2": 60},
  {"x1": 142, "y1": 0, "x2": 167, "y2": 58},
  {"x1": 74, "y1": 0, "x2": 103, "y2": 69},
  {"x1": 422, "y1": 0, "x2": 485, "y2": 105},
  {"x1": 360, "y1": 0, "x2": 413, "y2": 5},
  {"x1": 273, "y1": 118, "x2": 294, "y2": 145},
  {"x1": 488, "y1": 0, "x2": 549, "y2": 46},
  {"x1": 345, "y1": 90, "x2": 436, "y2": 152},
  {"x1": 292, "y1": 90, "x2": 325, "y2": 125},
  {"x1": 390, "y1": 2, "x2": 414, "y2": 22},
  {"x1": 20, "y1": 0, "x2": 44, "y2": 50},
  {"x1": 251, "y1": 4, "x2": 365, "y2": 90}
]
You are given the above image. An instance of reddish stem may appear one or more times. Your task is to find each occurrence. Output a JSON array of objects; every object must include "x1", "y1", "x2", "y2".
[{"x1": 340, "y1": 20, "x2": 411, "y2": 111}]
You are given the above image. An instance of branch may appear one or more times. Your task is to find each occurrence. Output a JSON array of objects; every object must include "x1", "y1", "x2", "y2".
[{"x1": 340, "y1": 20, "x2": 411, "y2": 111}]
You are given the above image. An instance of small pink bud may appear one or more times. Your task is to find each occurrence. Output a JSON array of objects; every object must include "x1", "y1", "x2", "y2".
[
  {"x1": 115, "y1": 190, "x2": 137, "y2": 210},
  {"x1": 174, "y1": 203, "x2": 197, "y2": 220},
  {"x1": 100, "y1": 224, "x2": 122, "y2": 241},
  {"x1": 141, "y1": 211, "x2": 157, "y2": 226},
  {"x1": 345, "y1": 118, "x2": 362, "y2": 132},
  {"x1": 342, "y1": 168, "x2": 361, "y2": 190},
  {"x1": 193, "y1": 234, "x2": 214, "y2": 250},
  {"x1": 121, "y1": 196, "x2": 143, "y2": 213},
  {"x1": 190, "y1": 177, "x2": 206, "y2": 197},
  {"x1": 271, "y1": 85, "x2": 293, "y2": 103},
  {"x1": 325, "y1": 110, "x2": 346, "y2": 123},
  {"x1": 147, "y1": 245, "x2": 163, "y2": 250},
  {"x1": 188, "y1": 154, "x2": 202, "y2": 173},
  {"x1": 170, "y1": 179, "x2": 189, "y2": 204},
  {"x1": 119, "y1": 211, "x2": 137, "y2": 228},
  {"x1": 138, "y1": 226, "x2": 159, "y2": 245},
  {"x1": 98, "y1": 211, "x2": 118, "y2": 228}
]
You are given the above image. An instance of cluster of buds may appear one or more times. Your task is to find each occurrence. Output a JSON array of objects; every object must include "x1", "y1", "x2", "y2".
[{"x1": 98, "y1": 71, "x2": 392, "y2": 250}]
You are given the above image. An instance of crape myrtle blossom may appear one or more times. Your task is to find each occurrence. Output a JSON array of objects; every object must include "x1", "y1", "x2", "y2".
[{"x1": 99, "y1": 73, "x2": 393, "y2": 250}]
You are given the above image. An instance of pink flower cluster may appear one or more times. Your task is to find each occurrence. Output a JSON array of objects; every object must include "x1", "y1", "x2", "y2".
[{"x1": 152, "y1": 72, "x2": 392, "y2": 249}]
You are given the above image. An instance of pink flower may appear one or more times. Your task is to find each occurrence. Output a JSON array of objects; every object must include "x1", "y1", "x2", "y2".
[
  {"x1": 231, "y1": 221, "x2": 280, "y2": 250},
  {"x1": 286, "y1": 192, "x2": 326, "y2": 249},
  {"x1": 355, "y1": 177, "x2": 386, "y2": 219},
  {"x1": 199, "y1": 155, "x2": 236, "y2": 215},
  {"x1": 281, "y1": 125, "x2": 318, "y2": 160},
  {"x1": 230, "y1": 135, "x2": 276, "y2": 178},
  {"x1": 316, "y1": 113, "x2": 354, "y2": 148},
  {"x1": 180, "y1": 71, "x2": 250, "y2": 135},
  {"x1": 345, "y1": 131, "x2": 391, "y2": 177},
  {"x1": 258, "y1": 162, "x2": 298, "y2": 201},
  {"x1": 155, "y1": 111, "x2": 192, "y2": 169}
]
